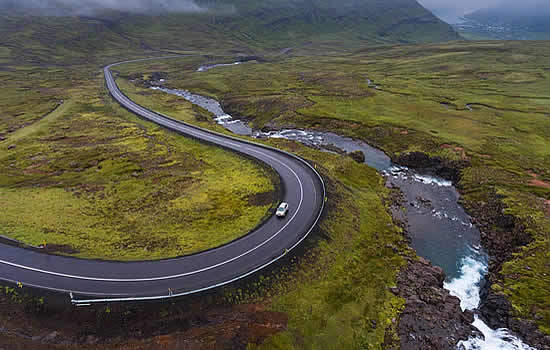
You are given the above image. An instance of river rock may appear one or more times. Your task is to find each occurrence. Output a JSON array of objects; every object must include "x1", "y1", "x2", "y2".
[
  {"x1": 394, "y1": 153, "x2": 543, "y2": 349},
  {"x1": 84, "y1": 334, "x2": 99, "y2": 345},
  {"x1": 151, "y1": 72, "x2": 168, "y2": 81},
  {"x1": 42, "y1": 331, "x2": 62, "y2": 343},
  {"x1": 508, "y1": 318, "x2": 550, "y2": 350},
  {"x1": 236, "y1": 55, "x2": 266, "y2": 63},
  {"x1": 479, "y1": 285, "x2": 550, "y2": 350},
  {"x1": 465, "y1": 190, "x2": 545, "y2": 349},
  {"x1": 468, "y1": 192, "x2": 531, "y2": 269},
  {"x1": 394, "y1": 151, "x2": 468, "y2": 184},
  {"x1": 347, "y1": 150, "x2": 365, "y2": 163},
  {"x1": 478, "y1": 290, "x2": 511, "y2": 328},
  {"x1": 391, "y1": 256, "x2": 478, "y2": 349}
]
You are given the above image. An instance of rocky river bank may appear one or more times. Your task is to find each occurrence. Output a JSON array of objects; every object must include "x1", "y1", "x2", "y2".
[{"x1": 142, "y1": 69, "x2": 542, "y2": 348}]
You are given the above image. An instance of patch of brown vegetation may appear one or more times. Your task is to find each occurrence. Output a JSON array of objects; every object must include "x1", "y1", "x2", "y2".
[
  {"x1": 477, "y1": 154, "x2": 492, "y2": 159},
  {"x1": 476, "y1": 71, "x2": 500, "y2": 80},
  {"x1": 0, "y1": 292, "x2": 287, "y2": 350},
  {"x1": 529, "y1": 179, "x2": 550, "y2": 189},
  {"x1": 247, "y1": 190, "x2": 276, "y2": 207},
  {"x1": 149, "y1": 65, "x2": 168, "y2": 71},
  {"x1": 440, "y1": 144, "x2": 470, "y2": 161},
  {"x1": 454, "y1": 147, "x2": 469, "y2": 161},
  {"x1": 24, "y1": 162, "x2": 52, "y2": 175},
  {"x1": 526, "y1": 171, "x2": 550, "y2": 188},
  {"x1": 42, "y1": 244, "x2": 80, "y2": 255},
  {"x1": 135, "y1": 91, "x2": 153, "y2": 96},
  {"x1": 543, "y1": 199, "x2": 550, "y2": 216},
  {"x1": 77, "y1": 184, "x2": 105, "y2": 194}
]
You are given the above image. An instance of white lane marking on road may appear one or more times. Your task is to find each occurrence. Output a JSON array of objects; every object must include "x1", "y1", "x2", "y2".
[{"x1": 0, "y1": 70, "x2": 306, "y2": 283}]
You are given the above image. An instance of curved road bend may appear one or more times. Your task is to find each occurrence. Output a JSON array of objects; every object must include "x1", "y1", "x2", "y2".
[{"x1": 0, "y1": 57, "x2": 325, "y2": 304}]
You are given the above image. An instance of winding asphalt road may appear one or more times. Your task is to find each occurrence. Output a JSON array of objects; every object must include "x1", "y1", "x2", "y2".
[{"x1": 0, "y1": 57, "x2": 325, "y2": 304}]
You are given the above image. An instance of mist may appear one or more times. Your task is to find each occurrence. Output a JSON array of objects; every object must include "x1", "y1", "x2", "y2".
[
  {"x1": 418, "y1": 0, "x2": 550, "y2": 23},
  {"x1": 0, "y1": 0, "x2": 206, "y2": 15},
  {"x1": 417, "y1": 0, "x2": 502, "y2": 23},
  {"x1": 4, "y1": 0, "x2": 550, "y2": 20},
  {"x1": 475, "y1": 0, "x2": 550, "y2": 16}
]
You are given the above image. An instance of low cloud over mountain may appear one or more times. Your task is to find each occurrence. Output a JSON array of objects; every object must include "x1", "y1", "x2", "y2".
[
  {"x1": 418, "y1": 0, "x2": 550, "y2": 23},
  {"x1": 417, "y1": 0, "x2": 502, "y2": 22},
  {"x1": 0, "y1": 0, "x2": 205, "y2": 15}
]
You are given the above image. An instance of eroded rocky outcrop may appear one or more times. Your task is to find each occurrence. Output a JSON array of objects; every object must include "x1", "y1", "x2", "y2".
[
  {"x1": 394, "y1": 151, "x2": 469, "y2": 183},
  {"x1": 393, "y1": 150, "x2": 547, "y2": 349},
  {"x1": 468, "y1": 192, "x2": 550, "y2": 350},
  {"x1": 392, "y1": 257, "x2": 478, "y2": 350}
]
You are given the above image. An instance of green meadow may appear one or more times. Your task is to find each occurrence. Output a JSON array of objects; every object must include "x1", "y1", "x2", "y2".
[
  {"x1": 0, "y1": 62, "x2": 277, "y2": 261},
  {"x1": 117, "y1": 41, "x2": 549, "y2": 338}
]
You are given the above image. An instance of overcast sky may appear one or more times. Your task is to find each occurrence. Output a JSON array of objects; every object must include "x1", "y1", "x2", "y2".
[
  {"x1": 0, "y1": 0, "x2": 205, "y2": 15},
  {"x1": 1, "y1": 0, "x2": 548, "y2": 22}
]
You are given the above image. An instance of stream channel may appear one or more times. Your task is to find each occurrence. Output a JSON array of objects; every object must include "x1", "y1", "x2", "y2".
[{"x1": 149, "y1": 65, "x2": 535, "y2": 349}]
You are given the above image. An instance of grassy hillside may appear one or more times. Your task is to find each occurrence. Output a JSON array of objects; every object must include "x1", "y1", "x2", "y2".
[
  {"x1": 192, "y1": 0, "x2": 459, "y2": 45},
  {"x1": 0, "y1": 0, "x2": 458, "y2": 66}
]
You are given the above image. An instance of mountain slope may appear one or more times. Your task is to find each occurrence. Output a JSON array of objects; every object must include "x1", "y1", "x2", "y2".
[
  {"x1": 0, "y1": 0, "x2": 458, "y2": 65},
  {"x1": 132, "y1": 0, "x2": 460, "y2": 46}
]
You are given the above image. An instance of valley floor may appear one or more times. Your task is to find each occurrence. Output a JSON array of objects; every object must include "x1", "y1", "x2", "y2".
[
  {"x1": 0, "y1": 62, "x2": 277, "y2": 260},
  {"x1": 116, "y1": 41, "x2": 549, "y2": 347},
  {"x1": 0, "y1": 40, "x2": 548, "y2": 349}
]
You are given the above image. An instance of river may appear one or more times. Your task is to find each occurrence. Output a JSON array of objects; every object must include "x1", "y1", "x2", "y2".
[{"x1": 150, "y1": 76, "x2": 535, "y2": 349}]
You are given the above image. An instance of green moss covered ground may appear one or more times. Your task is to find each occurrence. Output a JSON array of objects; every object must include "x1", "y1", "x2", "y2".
[
  {"x1": 112, "y1": 60, "x2": 412, "y2": 349},
  {"x1": 119, "y1": 41, "x2": 549, "y2": 337},
  {"x1": 0, "y1": 62, "x2": 276, "y2": 261},
  {"x1": 252, "y1": 143, "x2": 407, "y2": 349}
]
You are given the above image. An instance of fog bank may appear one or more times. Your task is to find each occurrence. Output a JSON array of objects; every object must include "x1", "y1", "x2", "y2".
[
  {"x1": 0, "y1": 0, "x2": 205, "y2": 15},
  {"x1": 418, "y1": 0, "x2": 550, "y2": 23}
]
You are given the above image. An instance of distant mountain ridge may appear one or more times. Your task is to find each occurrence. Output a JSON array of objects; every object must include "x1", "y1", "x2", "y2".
[
  {"x1": 192, "y1": 0, "x2": 460, "y2": 44},
  {"x1": 456, "y1": 0, "x2": 550, "y2": 40},
  {"x1": 0, "y1": 0, "x2": 459, "y2": 65}
]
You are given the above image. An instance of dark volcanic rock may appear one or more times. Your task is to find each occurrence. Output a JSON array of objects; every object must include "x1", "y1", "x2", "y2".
[
  {"x1": 465, "y1": 191, "x2": 548, "y2": 349},
  {"x1": 478, "y1": 290, "x2": 512, "y2": 328},
  {"x1": 237, "y1": 55, "x2": 266, "y2": 63},
  {"x1": 508, "y1": 318, "x2": 550, "y2": 350},
  {"x1": 394, "y1": 151, "x2": 469, "y2": 184},
  {"x1": 392, "y1": 257, "x2": 477, "y2": 350},
  {"x1": 467, "y1": 191, "x2": 530, "y2": 331},
  {"x1": 347, "y1": 150, "x2": 366, "y2": 163},
  {"x1": 150, "y1": 72, "x2": 168, "y2": 81},
  {"x1": 467, "y1": 191, "x2": 532, "y2": 270},
  {"x1": 393, "y1": 151, "x2": 544, "y2": 349}
]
